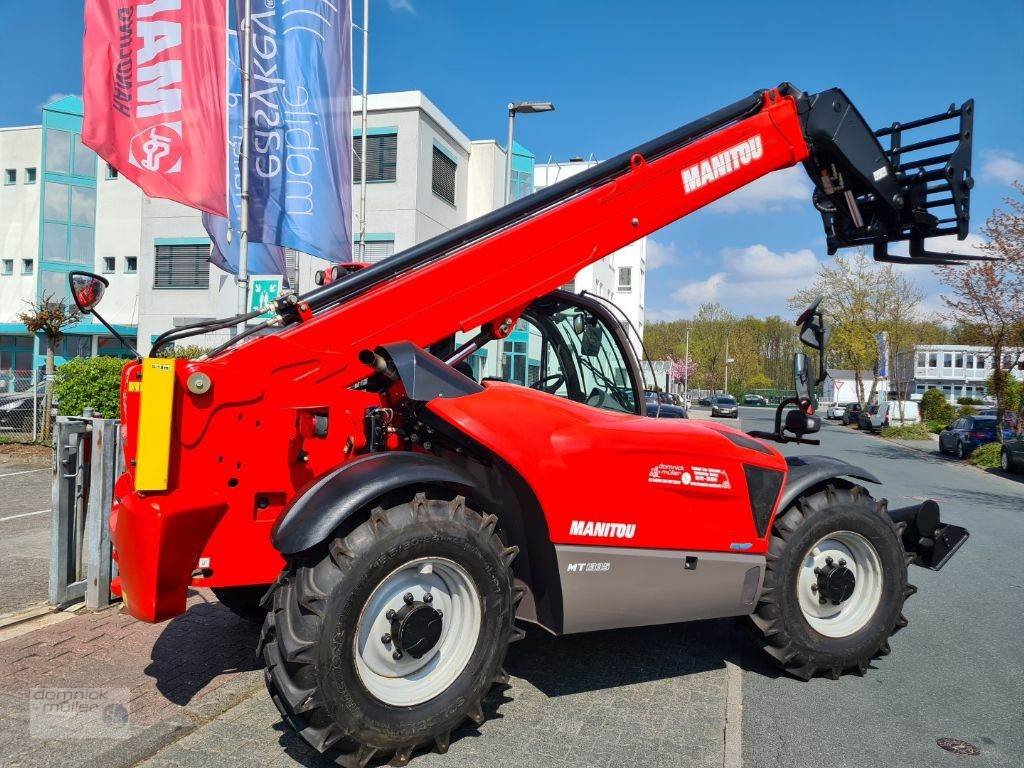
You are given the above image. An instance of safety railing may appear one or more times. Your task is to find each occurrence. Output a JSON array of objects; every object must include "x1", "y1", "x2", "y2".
[{"x1": 49, "y1": 413, "x2": 121, "y2": 610}]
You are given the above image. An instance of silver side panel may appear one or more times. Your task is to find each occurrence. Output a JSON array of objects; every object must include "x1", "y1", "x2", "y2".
[{"x1": 555, "y1": 545, "x2": 765, "y2": 635}]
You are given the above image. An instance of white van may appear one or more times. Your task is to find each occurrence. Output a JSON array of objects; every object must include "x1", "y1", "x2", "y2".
[{"x1": 863, "y1": 400, "x2": 920, "y2": 431}]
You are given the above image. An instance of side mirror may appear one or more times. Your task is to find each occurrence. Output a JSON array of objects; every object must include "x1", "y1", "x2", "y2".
[
  {"x1": 785, "y1": 408, "x2": 821, "y2": 437},
  {"x1": 580, "y1": 322, "x2": 604, "y2": 356},
  {"x1": 68, "y1": 271, "x2": 108, "y2": 313},
  {"x1": 795, "y1": 296, "x2": 829, "y2": 384},
  {"x1": 793, "y1": 352, "x2": 812, "y2": 399}
]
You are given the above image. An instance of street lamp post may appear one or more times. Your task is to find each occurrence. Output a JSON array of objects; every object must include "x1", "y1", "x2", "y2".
[
  {"x1": 683, "y1": 328, "x2": 690, "y2": 403},
  {"x1": 504, "y1": 101, "x2": 555, "y2": 205},
  {"x1": 724, "y1": 337, "x2": 735, "y2": 394}
]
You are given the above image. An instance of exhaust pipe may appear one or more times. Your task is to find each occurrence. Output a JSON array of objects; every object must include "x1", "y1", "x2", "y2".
[{"x1": 887, "y1": 499, "x2": 969, "y2": 571}]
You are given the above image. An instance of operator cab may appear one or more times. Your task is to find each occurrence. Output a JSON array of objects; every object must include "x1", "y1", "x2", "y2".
[{"x1": 452, "y1": 290, "x2": 644, "y2": 416}]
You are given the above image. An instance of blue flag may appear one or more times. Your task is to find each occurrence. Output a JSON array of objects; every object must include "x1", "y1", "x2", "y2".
[
  {"x1": 204, "y1": 28, "x2": 287, "y2": 280},
  {"x1": 236, "y1": 0, "x2": 352, "y2": 263}
]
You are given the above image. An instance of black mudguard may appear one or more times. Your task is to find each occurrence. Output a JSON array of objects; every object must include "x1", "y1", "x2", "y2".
[
  {"x1": 272, "y1": 452, "x2": 480, "y2": 555},
  {"x1": 777, "y1": 455, "x2": 880, "y2": 512}
]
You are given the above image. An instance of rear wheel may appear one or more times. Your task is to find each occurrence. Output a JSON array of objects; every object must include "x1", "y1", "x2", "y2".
[
  {"x1": 749, "y1": 483, "x2": 913, "y2": 679},
  {"x1": 955, "y1": 440, "x2": 965, "y2": 459},
  {"x1": 1000, "y1": 448, "x2": 1013, "y2": 472},
  {"x1": 259, "y1": 493, "x2": 520, "y2": 767}
]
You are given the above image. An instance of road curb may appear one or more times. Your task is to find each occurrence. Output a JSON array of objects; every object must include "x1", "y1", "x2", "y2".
[{"x1": 84, "y1": 669, "x2": 265, "y2": 768}]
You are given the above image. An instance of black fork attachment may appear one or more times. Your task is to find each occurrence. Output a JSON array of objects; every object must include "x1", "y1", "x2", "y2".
[{"x1": 790, "y1": 84, "x2": 984, "y2": 265}]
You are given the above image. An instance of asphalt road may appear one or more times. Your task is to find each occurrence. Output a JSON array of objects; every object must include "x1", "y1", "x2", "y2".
[
  {"x1": 0, "y1": 464, "x2": 52, "y2": 615},
  {"x1": 735, "y1": 406, "x2": 1024, "y2": 768}
]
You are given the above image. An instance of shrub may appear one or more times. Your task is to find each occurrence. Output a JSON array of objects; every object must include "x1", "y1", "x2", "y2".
[
  {"x1": 926, "y1": 420, "x2": 947, "y2": 434},
  {"x1": 155, "y1": 344, "x2": 209, "y2": 359},
  {"x1": 956, "y1": 404, "x2": 977, "y2": 418},
  {"x1": 969, "y1": 442, "x2": 1002, "y2": 469},
  {"x1": 957, "y1": 396, "x2": 982, "y2": 405},
  {"x1": 920, "y1": 388, "x2": 949, "y2": 421},
  {"x1": 881, "y1": 423, "x2": 932, "y2": 440},
  {"x1": 52, "y1": 356, "x2": 129, "y2": 419}
]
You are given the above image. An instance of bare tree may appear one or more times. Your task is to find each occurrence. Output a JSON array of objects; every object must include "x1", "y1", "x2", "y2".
[
  {"x1": 18, "y1": 294, "x2": 81, "y2": 440},
  {"x1": 938, "y1": 184, "x2": 1024, "y2": 438}
]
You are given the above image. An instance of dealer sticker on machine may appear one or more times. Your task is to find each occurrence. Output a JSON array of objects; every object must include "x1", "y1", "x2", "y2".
[{"x1": 648, "y1": 463, "x2": 731, "y2": 489}]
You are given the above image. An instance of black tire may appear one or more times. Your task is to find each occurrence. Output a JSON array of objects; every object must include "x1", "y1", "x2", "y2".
[
  {"x1": 955, "y1": 440, "x2": 965, "y2": 459},
  {"x1": 259, "y1": 493, "x2": 519, "y2": 767},
  {"x1": 212, "y1": 585, "x2": 269, "y2": 623},
  {"x1": 749, "y1": 482, "x2": 914, "y2": 680}
]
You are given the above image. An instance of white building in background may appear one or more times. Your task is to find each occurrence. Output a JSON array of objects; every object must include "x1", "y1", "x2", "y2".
[
  {"x1": 0, "y1": 93, "x2": 647, "y2": 383},
  {"x1": 894, "y1": 344, "x2": 1024, "y2": 404},
  {"x1": 822, "y1": 369, "x2": 889, "y2": 405},
  {"x1": 533, "y1": 159, "x2": 647, "y2": 338}
]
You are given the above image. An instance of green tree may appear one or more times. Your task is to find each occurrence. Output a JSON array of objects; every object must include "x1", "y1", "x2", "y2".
[{"x1": 18, "y1": 294, "x2": 81, "y2": 439}]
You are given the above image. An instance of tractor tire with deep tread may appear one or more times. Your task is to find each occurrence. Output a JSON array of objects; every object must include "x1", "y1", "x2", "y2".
[
  {"x1": 258, "y1": 493, "x2": 519, "y2": 767},
  {"x1": 749, "y1": 482, "x2": 914, "y2": 680}
]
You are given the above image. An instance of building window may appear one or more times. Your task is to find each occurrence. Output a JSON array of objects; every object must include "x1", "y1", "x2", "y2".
[
  {"x1": 25, "y1": 167, "x2": 37, "y2": 184},
  {"x1": 102, "y1": 256, "x2": 116, "y2": 273},
  {"x1": 916, "y1": 352, "x2": 926, "y2": 367},
  {"x1": 943, "y1": 352, "x2": 952, "y2": 368},
  {"x1": 617, "y1": 266, "x2": 632, "y2": 292},
  {"x1": 4, "y1": 169, "x2": 16, "y2": 185},
  {"x1": 125, "y1": 256, "x2": 137, "y2": 274},
  {"x1": 431, "y1": 146, "x2": 457, "y2": 205},
  {"x1": 154, "y1": 244, "x2": 210, "y2": 288},
  {"x1": 0, "y1": 335, "x2": 34, "y2": 373},
  {"x1": 966, "y1": 355, "x2": 974, "y2": 369},
  {"x1": 22, "y1": 259, "x2": 33, "y2": 275},
  {"x1": 353, "y1": 132, "x2": 397, "y2": 183},
  {"x1": 1, "y1": 259, "x2": 12, "y2": 275},
  {"x1": 71, "y1": 186, "x2": 96, "y2": 226},
  {"x1": 106, "y1": 163, "x2": 119, "y2": 180},
  {"x1": 97, "y1": 336, "x2": 137, "y2": 358},
  {"x1": 354, "y1": 238, "x2": 395, "y2": 265},
  {"x1": 977, "y1": 356, "x2": 985, "y2": 370},
  {"x1": 45, "y1": 129, "x2": 72, "y2": 174},
  {"x1": 954, "y1": 353, "x2": 963, "y2": 368},
  {"x1": 73, "y1": 136, "x2": 96, "y2": 178},
  {"x1": 928, "y1": 353, "x2": 937, "y2": 368}
]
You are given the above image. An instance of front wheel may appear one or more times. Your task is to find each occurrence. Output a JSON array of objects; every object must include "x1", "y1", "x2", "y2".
[
  {"x1": 259, "y1": 493, "x2": 519, "y2": 767},
  {"x1": 749, "y1": 483, "x2": 913, "y2": 679}
]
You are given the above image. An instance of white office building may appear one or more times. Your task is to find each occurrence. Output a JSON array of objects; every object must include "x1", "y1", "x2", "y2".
[
  {"x1": 1, "y1": 93, "x2": 647, "y2": 385},
  {"x1": 895, "y1": 344, "x2": 1024, "y2": 403}
]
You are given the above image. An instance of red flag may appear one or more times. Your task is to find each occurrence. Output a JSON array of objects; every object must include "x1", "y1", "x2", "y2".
[{"x1": 83, "y1": 0, "x2": 227, "y2": 216}]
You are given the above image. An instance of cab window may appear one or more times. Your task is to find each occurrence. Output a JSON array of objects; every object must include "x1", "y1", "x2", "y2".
[{"x1": 460, "y1": 298, "x2": 639, "y2": 414}]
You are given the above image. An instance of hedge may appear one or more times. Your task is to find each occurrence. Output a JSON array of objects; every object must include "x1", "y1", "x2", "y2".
[
  {"x1": 52, "y1": 356, "x2": 129, "y2": 420},
  {"x1": 969, "y1": 442, "x2": 1003, "y2": 469}
]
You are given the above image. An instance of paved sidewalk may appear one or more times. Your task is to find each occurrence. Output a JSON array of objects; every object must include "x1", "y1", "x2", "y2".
[
  {"x1": 0, "y1": 591, "x2": 263, "y2": 768},
  {"x1": 139, "y1": 619, "x2": 739, "y2": 768}
]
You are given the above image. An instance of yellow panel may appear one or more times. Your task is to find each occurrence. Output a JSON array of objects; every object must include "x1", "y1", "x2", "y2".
[{"x1": 135, "y1": 358, "x2": 176, "y2": 491}]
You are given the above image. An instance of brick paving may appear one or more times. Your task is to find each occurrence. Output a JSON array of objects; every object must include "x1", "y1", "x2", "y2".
[
  {"x1": 139, "y1": 618, "x2": 736, "y2": 768},
  {"x1": 0, "y1": 590, "x2": 262, "y2": 768}
]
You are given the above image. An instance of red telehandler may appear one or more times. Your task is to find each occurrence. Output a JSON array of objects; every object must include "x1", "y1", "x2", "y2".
[{"x1": 71, "y1": 83, "x2": 975, "y2": 767}]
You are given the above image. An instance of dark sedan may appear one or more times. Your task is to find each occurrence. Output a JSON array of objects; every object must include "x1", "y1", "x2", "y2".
[
  {"x1": 999, "y1": 436, "x2": 1024, "y2": 473},
  {"x1": 645, "y1": 391, "x2": 688, "y2": 419},
  {"x1": 710, "y1": 395, "x2": 739, "y2": 418},
  {"x1": 842, "y1": 402, "x2": 864, "y2": 426},
  {"x1": 939, "y1": 416, "x2": 1015, "y2": 459},
  {"x1": 0, "y1": 383, "x2": 45, "y2": 433}
]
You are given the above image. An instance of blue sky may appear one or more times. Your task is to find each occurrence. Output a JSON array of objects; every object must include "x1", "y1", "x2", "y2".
[{"x1": 3, "y1": 0, "x2": 1022, "y2": 320}]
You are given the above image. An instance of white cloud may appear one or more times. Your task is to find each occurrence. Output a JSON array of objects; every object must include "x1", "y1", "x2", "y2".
[
  {"x1": 646, "y1": 239, "x2": 680, "y2": 270},
  {"x1": 667, "y1": 244, "x2": 819, "y2": 316},
  {"x1": 706, "y1": 165, "x2": 811, "y2": 214},
  {"x1": 386, "y1": 0, "x2": 416, "y2": 13},
  {"x1": 981, "y1": 149, "x2": 1024, "y2": 186}
]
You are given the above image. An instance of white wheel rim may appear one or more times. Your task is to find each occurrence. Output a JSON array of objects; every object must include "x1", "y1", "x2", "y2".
[
  {"x1": 354, "y1": 557, "x2": 481, "y2": 706},
  {"x1": 797, "y1": 531, "x2": 883, "y2": 638},
  {"x1": 1001, "y1": 451, "x2": 1008, "y2": 470}
]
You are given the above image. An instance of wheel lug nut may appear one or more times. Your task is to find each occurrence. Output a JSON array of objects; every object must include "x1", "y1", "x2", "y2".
[
  {"x1": 819, "y1": 596, "x2": 827, "y2": 604},
  {"x1": 811, "y1": 584, "x2": 818, "y2": 593},
  {"x1": 386, "y1": 609, "x2": 396, "y2": 621},
  {"x1": 436, "y1": 609, "x2": 443, "y2": 618},
  {"x1": 423, "y1": 593, "x2": 433, "y2": 604},
  {"x1": 393, "y1": 650, "x2": 403, "y2": 660},
  {"x1": 381, "y1": 633, "x2": 391, "y2": 645},
  {"x1": 838, "y1": 558, "x2": 847, "y2": 567},
  {"x1": 404, "y1": 592, "x2": 415, "y2": 604},
  {"x1": 813, "y1": 567, "x2": 822, "y2": 575},
  {"x1": 825, "y1": 556, "x2": 834, "y2": 566}
]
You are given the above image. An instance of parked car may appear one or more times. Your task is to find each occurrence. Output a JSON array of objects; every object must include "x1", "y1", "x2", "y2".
[
  {"x1": 696, "y1": 396, "x2": 712, "y2": 407},
  {"x1": 742, "y1": 393, "x2": 768, "y2": 406},
  {"x1": 827, "y1": 402, "x2": 854, "y2": 420},
  {"x1": 710, "y1": 395, "x2": 739, "y2": 418},
  {"x1": 1000, "y1": 436, "x2": 1024, "y2": 473},
  {"x1": 0, "y1": 382, "x2": 47, "y2": 433},
  {"x1": 644, "y1": 390, "x2": 688, "y2": 419},
  {"x1": 860, "y1": 401, "x2": 920, "y2": 432},
  {"x1": 939, "y1": 416, "x2": 1015, "y2": 459},
  {"x1": 841, "y1": 402, "x2": 864, "y2": 426}
]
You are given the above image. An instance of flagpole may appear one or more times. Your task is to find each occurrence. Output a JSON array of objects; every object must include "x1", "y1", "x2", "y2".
[
  {"x1": 237, "y1": 0, "x2": 253, "y2": 319},
  {"x1": 357, "y1": 0, "x2": 369, "y2": 262}
]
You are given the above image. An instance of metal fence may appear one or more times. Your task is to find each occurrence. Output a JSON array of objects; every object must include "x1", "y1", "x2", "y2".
[
  {"x1": 0, "y1": 369, "x2": 46, "y2": 441},
  {"x1": 49, "y1": 414, "x2": 120, "y2": 610}
]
